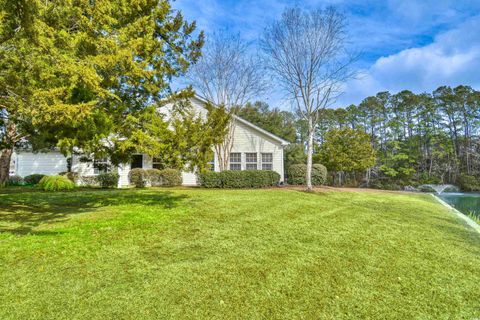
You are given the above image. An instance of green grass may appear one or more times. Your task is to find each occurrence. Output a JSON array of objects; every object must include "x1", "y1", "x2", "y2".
[{"x1": 0, "y1": 187, "x2": 479, "y2": 319}]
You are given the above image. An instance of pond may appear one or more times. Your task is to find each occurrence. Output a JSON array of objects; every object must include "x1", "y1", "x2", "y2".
[{"x1": 438, "y1": 193, "x2": 480, "y2": 222}]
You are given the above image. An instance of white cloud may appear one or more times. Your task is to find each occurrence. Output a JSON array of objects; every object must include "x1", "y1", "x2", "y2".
[{"x1": 340, "y1": 15, "x2": 480, "y2": 106}]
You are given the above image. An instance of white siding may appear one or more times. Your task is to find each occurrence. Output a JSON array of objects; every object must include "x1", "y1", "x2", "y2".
[
  {"x1": 13, "y1": 97, "x2": 287, "y2": 186},
  {"x1": 228, "y1": 120, "x2": 285, "y2": 182},
  {"x1": 13, "y1": 151, "x2": 68, "y2": 177},
  {"x1": 162, "y1": 97, "x2": 287, "y2": 185}
]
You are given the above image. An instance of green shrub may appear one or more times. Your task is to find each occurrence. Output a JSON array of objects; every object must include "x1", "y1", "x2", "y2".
[
  {"x1": 287, "y1": 164, "x2": 327, "y2": 185},
  {"x1": 8, "y1": 175, "x2": 24, "y2": 186},
  {"x1": 59, "y1": 171, "x2": 79, "y2": 183},
  {"x1": 159, "y1": 169, "x2": 182, "y2": 187},
  {"x1": 198, "y1": 170, "x2": 280, "y2": 188},
  {"x1": 96, "y1": 173, "x2": 119, "y2": 188},
  {"x1": 24, "y1": 174, "x2": 46, "y2": 185},
  {"x1": 38, "y1": 175, "x2": 75, "y2": 191},
  {"x1": 457, "y1": 174, "x2": 480, "y2": 192},
  {"x1": 129, "y1": 168, "x2": 147, "y2": 188},
  {"x1": 78, "y1": 176, "x2": 98, "y2": 187},
  {"x1": 197, "y1": 171, "x2": 223, "y2": 188},
  {"x1": 146, "y1": 169, "x2": 162, "y2": 186}
]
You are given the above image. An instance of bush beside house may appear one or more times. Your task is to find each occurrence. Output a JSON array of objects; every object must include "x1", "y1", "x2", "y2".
[
  {"x1": 8, "y1": 175, "x2": 24, "y2": 186},
  {"x1": 287, "y1": 164, "x2": 327, "y2": 186},
  {"x1": 97, "y1": 173, "x2": 120, "y2": 188},
  {"x1": 24, "y1": 174, "x2": 46, "y2": 185},
  {"x1": 130, "y1": 168, "x2": 182, "y2": 188},
  {"x1": 198, "y1": 170, "x2": 280, "y2": 188},
  {"x1": 38, "y1": 175, "x2": 75, "y2": 191}
]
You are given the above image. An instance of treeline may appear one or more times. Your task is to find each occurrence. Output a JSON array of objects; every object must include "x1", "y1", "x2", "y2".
[{"x1": 238, "y1": 85, "x2": 480, "y2": 189}]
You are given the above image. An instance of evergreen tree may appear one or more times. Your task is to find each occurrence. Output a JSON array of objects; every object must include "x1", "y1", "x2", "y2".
[{"x1": 0, "y1": 0, "x2": 208, "y2": 184}]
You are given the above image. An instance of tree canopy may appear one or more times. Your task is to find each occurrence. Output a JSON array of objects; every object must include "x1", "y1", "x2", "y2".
[{"x1": 0, "y1": 0, "x2": 228, "y2": 184}]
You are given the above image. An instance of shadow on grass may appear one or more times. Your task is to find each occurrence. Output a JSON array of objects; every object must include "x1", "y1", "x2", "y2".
[{"x1": 0, "y1": 188, "x2": 188, "y2": 235}]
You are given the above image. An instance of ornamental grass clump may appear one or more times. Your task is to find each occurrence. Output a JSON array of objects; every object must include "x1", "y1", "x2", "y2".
[{"x1": 38, "y1": 175, "x2": 75, "y2": 191}]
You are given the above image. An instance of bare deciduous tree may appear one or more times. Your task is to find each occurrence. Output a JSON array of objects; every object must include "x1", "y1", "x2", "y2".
[
  {"x1": 187, "y1": 31, "x2": 266, "y2": 171},
  {"x1": 261, "y1": 6, "x2": 356, "y2": 191}
]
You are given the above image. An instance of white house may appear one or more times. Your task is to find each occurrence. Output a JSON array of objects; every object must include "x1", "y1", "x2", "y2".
[{"x1": 10, "y1": 96, "x2": 289, "y2": 187}]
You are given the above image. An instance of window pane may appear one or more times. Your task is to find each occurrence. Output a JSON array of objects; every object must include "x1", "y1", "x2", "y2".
[
  {"x1": 261, "y1": 153, "x2": 273, "y2": 163},
  {"x1": 94, "y1": 158, "x2": 110, "y2": 174},
  {"x1": 152, "y1": 157, "x2": 162, "y2": 170},
  {"x1": 246, "y1": 153, "x2": 257, "y2": 163},
  {"x1": 246, "y1": 164, "x2": 257, "y2": 170},
  {"x1": 230, "y1": 163, "x2": 241, "y2": 170},
  {"x1": 262, "y1": 164, "x2": 273, "y2": 171},
  {"x1": 230, "y1": 153, "x2": 241, "y2": 163}
]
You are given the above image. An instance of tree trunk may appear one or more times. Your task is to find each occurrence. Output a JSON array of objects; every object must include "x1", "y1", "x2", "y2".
[
  {"x1": 215, "y1": 119, "x2": 236, "y2": 171},
  {"x1": 0, "y1": 148, "x2": 13, "y2": 186},
  {"x1": 306, "y1": 118, "x2": 314, "y2": 191}
]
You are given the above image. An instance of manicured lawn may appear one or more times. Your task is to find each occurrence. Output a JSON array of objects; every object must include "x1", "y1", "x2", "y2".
[{"x1": 0, "y1": 187, "x2": 479, "y2": 319}]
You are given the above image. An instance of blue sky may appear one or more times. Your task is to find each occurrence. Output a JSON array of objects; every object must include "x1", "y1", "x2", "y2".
[{"x1": 173, "y1": 0, "x2": 480, "y2": 108}]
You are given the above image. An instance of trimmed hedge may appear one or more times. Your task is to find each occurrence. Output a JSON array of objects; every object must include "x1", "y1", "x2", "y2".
[
  {"x1": 287, "y1": 164, "x2": 327, "y2": 185},
  {"x1": 146, "y1": 169, "x2": 162, "y2": 187},
  {"x1": 129, "y1": 168, "x2": 148, "y2": 188},
  {"x1": 38, "y1": 175, "x2": 75, "y2": 191},
  {"x1": 130, "y1": 168, "x2": 182, "y2": 187},
  {"x1": 198, "y1": 170, "x2": 280, "y2": 188},
  {"x1": 97, "y1": 173, "x2": 119, "y2": 188},
  {"x1": 160, "y1": 169, "x2": 182, "y2": 187},
  {"x1": 24, "y1": 174, "x2": 46, "y2": 185}
]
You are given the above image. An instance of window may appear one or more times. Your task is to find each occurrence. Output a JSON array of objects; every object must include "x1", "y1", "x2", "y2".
[
  {"x1": 245, "y1": 152, "x2": 257, "y2": 170},
  {"x1": 93, "y1": 158, "x2": 110, "y2": 174},
  {"x1": 131, "y1": 154, "x2": 143, "y2": 169},
  {"x1": 261, "y1": 153, "x2": 273, "y2": 170},
  {"x1": 229, "y1": 153, "x2": 241, "y2": 170},
  {"x1": 152, "y1": 157, "x2": 162, "y2": 170},
  {"x1": 208, "y1": 157, "x2": 215, "y2": 171}
]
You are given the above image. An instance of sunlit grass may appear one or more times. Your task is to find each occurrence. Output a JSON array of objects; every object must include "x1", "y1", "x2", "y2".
[{"x1": 0, "y1": 187, "x2": 479, "y2": 319}]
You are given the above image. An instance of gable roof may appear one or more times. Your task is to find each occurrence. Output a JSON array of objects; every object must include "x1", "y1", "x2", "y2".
[{"x1": 192, "y1": 95, "x2": 290, "y2": 147}]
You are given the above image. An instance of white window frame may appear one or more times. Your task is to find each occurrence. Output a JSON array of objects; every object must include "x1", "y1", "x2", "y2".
[
  {"x1": 229, "y1": 153, "x2": 242, "y2": 171},
  {"x1": 245, "y1": 152, "x2": 258, "y2": 170},
  {"x1": 261, "y1": 153, "x2": 273, "y2": 171},
  {"x1": 93, "y1": 158, "x2": 110, "y2": 175},
  {"x1": 152, "y1": 157, "x2": 162, "y2": 170},
  {"x1": 207, "y1": 156, "x2": 215, "y2": 171}
]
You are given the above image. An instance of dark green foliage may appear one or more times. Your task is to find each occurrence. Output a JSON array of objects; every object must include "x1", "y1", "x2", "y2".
[
  {"x1": 287, "y1": 164, "x2": 327, "y2": 186},
  {"x1": 198, "y1": 170, "x2": 280, "y2": 188},
  {"x1": 457, "y1": 174, "x2": 480, "y2": 192},
  {"x1": 197, "y1": 172, "x2": 223, "y2": 188},
  {"x1": 38, "y1": 175, "x2": 75, "y2": 191},
  {"x1": 8, "y1": 175, "x2": 24, "y2": 186},
  {"x1": 146, "y1": 169, "x2": 162, "y2": 187},
  {"x1": 159, "y1": 169, "x2": 182, "y2": 187},
  {"x1": 129, "y1": 168, "x2": 148, "y2": 188},
  {"x1": 284, "y1": 144, "x2": 307, "y2": 172},
  {"x1": 96, "y1": 173, "x2": 119, "y2": 189},
  {"x1": 0, "y1": 0, "x2": 205, "y2": 185},
  {"x1": 237, "y1": 101, "x2": 297, "y2": 142},
  {"x1": 24, "y1": 174, "x2": 46, "y2": 185}
]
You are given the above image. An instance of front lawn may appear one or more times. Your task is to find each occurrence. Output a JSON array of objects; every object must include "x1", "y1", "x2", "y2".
[{"x1": 0, "y1": 188, "x2": 479, "y2": 319}]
